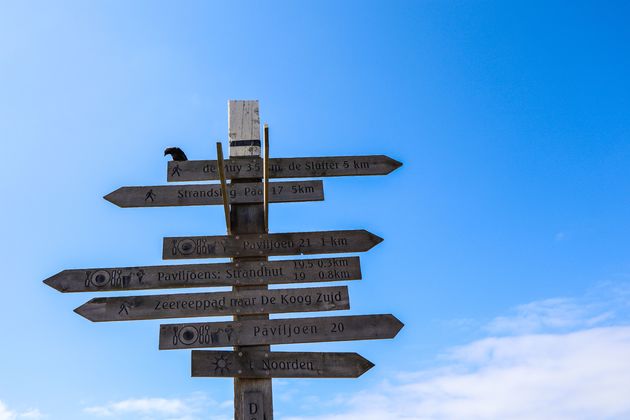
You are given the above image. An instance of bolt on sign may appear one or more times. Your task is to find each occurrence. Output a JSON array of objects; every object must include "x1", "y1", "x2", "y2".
[{"x1": 45, "y1": 100, "x2": 404, "y2": 420}]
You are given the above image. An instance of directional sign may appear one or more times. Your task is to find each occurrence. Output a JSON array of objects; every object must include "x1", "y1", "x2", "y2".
[
  {"x1": 104, "y1": 180, "x2": 323, "y2": 208},
  {"x1": 163, "y1": 230, "x2": 382, "y2": 260},
  {"x1": 74, "y1": 286, "x2": 349, "y2": 322},
  {"x1": 43, "y1": 257, "x2": 361, "y2": 293},
  {"x1": 159, "y1": 314, "x2": 404, "y2": 349},
  {"x1": 167, "y1": 155, "x2": 402, "y2": 182},
  {"x1": 191, "y1": 350, "x2": 374, "y2": 378}
]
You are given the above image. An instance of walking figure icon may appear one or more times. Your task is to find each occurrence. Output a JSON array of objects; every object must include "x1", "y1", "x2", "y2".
[{"x1": 145, "y1": 189, "x2": 156, "y2": 202}]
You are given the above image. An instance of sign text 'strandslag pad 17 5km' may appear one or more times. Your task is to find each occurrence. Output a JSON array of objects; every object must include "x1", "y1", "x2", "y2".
[{"x1": 104, "y1": 180, "x2": 324, "y2": 208}]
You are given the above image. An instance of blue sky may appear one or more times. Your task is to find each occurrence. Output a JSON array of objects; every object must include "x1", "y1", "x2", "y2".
[{"x1": 1, "y1": 1, "x2": 630, "y2": 419}]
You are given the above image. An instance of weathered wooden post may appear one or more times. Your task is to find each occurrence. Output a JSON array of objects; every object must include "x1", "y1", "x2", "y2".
[{"x1": 228, "y1": 100, "x2": 273, "y2": 420}]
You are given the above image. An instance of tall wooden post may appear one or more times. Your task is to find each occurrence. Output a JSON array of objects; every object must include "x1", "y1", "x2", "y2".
[{"x1": 228, "y1": 100, "x2": 273, "y2": 420}]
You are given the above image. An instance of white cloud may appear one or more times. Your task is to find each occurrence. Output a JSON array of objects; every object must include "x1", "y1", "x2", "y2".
[
  {"x1": 16, "y1": 410, "x2": 43, "y2": 419},
  {"x1": 485, "y1": 282, "x2": 630, "y2": 336},
  {"x1": 0, "y1": 402, "x2": 14, "y2": 420},
  {"x1": 283, "y1": 284, "x2": 630, "y2": 420},
  {"x1": 83, "y1": 393, "x2": 230, "y2": 420},
  {"x1": 84, "y1": 398, "x2": 185, "y2": 416},
  {"x1": 485, "y1": 297, "x2": 610, "y2": 335},
  {"x1": 0, "y1": 402, "x2": 44, "y2": 420}
]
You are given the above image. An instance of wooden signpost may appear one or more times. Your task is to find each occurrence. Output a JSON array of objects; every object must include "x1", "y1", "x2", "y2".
[
  {"x1": 191, "y1": 350, "x2": 374, "y2": 378},
  {"x1": 45, "y1": 100, "x2": 404, "y2": 420},
  {"x1": 104, "y1": 180, "x2": 324, "y2": 208},
  {"x1": 44, "y1": 256, "x2": 361, "y2": 292}
]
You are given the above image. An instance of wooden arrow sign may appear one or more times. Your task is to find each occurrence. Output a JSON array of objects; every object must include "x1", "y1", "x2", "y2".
[
  {"x1": 163, "y1": 230, "x2": 382, "y2": 260},
  {"x1": 159, "y1": 314, "x2": 404, "y2": 349},
  {"x1": 191, "y1": 350, "x2": 374, "y2": 378},
  {"x1": 74, "y1": 286, "x2": 349, "y2": 322},
  {"x1": 43, "y1": 257, "x2": 361, "y2": 293},
  {"x1": 167, "y1": 155, "x2": 402, "y2": 182},
  {"x1": 104, "y1": 180, "x2": 323, "y2": 208}
]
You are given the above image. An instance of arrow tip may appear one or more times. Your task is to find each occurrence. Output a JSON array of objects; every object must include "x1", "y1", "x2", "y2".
[
  {"x1": 43, "y1": 272, "x2": 65, "y2": 292},
  {"x1": 356, "y1": 353, "x2": 375, "y2": 376},
  {"x1": 103, "y1": 188, "x2": 122, "y2": 207},
  {"x1": 74, "y1": 298, "x2": 104, "y2": 322},
  {"x1": 389, "y1": 314, "x2": 405, "y2": 336},
  {"x1": 384, "y1": 156, "x2": 403, "y2": 173},
  {"x1": 73, "y1": 303, "x2": 87, "y2": 318},
  {"x1": 365, "y1": 231, "x2": 384, "y2": 248}
]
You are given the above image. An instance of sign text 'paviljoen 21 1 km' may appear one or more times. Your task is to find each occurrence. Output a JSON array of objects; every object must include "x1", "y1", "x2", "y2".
[{"x1": 163, "y1": 229, "x2": 382, "y2": 259}]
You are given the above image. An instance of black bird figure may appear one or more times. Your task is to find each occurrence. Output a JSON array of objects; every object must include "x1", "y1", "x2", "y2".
[{"x1": 164, "y1": 147, "x2": 188, "y2": 161}]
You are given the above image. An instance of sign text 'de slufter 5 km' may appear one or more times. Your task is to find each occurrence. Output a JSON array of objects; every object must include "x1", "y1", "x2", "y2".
[{"x1": 167, "y1": 155, "x2": 402, "y2": 182}]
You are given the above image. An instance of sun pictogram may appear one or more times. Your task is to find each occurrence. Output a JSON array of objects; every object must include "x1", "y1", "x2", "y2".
[{"x1": 212, "y1": 355, "x2": 232, "y2": 375}]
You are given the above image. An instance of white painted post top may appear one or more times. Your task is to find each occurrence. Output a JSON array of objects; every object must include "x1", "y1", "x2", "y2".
[{"x1": 228, "y1": 100, "x2": 261, "y2": 158}]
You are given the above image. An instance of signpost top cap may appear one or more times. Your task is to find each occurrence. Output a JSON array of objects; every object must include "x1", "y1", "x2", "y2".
[{"x1": 229, "y1": 100, "x2": 261, "y2": 157}]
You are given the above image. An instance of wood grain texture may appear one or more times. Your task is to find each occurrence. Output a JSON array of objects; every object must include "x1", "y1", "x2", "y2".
[
  {"x1": 163, "y1": 229, "x2": 383, "y2": 260},
  {"x1": 75, "y1": 286, "x2": 349, "y2": 322},
  {"x1": 191, "y1": 350, "x2": 374, "y2": 378},
  {"x1": 104, "y1": 180, "x2": 323, "y2": 208},
  {"x1": 43, "y1": 257, "x2": 361, "y2": 293},
  {"x1": 229, "y1": 100, "x2": 261, "y2": 157},
  {"x1": 167, "y1": 155, "x2": 403, "y2": 182},
  {"x1": 159, "y1": 314, "x2": 404, "y2": 349}
]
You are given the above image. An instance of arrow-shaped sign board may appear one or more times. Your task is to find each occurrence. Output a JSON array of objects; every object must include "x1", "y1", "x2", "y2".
[
  {"x1": 159, "y1": 314, "x2": 404, "y2": 349},
  {"x1": 191, "y1": 350, "x2": 374, "y2": 378},
  {"x1": 74, "y1": 286, "x2": 349, "y2": 322},
  {"x1": 44, "y1": 257, "x2": 361, "y2": 293},
  {"x1": 167, "y1": 155, "x2": 402, "y2": 182},
  {"x1": 163, "y1": 230, "x2": 382, "y2": 260},
  {"x1": 104, "y1": 180, "x2": 323, "y2": 208}
]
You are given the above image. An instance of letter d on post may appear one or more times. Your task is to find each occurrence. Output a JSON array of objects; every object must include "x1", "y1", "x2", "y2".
[{"x1": 243, "y1": 392, "x2": 264, "y2": 420}]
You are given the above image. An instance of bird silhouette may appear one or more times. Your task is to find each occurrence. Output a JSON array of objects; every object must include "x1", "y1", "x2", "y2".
[{"x1": 164, "y1": 147, "x2": 188, "y2": 161}]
